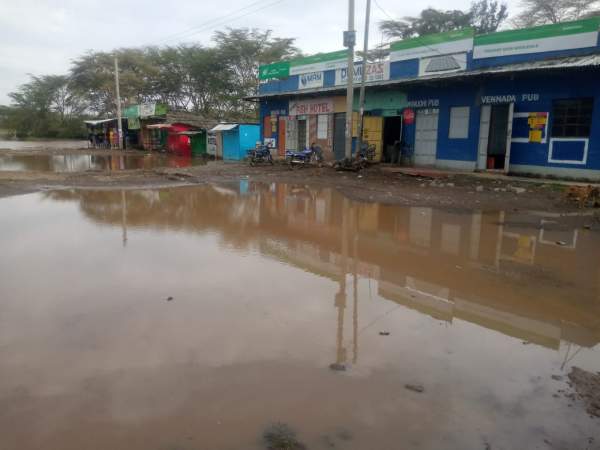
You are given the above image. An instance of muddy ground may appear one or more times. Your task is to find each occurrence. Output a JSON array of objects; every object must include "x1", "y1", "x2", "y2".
[
  {"x1": 567, "y1": 367, "x2": 600, "y2": 418},
  {"x1": 1, "y1": 148, "x2": 598, "y2": 219}
]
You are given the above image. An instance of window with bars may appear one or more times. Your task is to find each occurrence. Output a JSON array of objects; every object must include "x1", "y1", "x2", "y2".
[{"x1": 551, "y1": 98, "x2": 593, "y2": 138}]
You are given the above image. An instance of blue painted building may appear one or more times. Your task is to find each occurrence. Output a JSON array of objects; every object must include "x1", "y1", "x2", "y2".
[
  {"x1": 254, "y1": 18, "x2": 600, "y2": 179},
  {"x1": 210, "y1": 123, "x2": 260, "y2": 161}
]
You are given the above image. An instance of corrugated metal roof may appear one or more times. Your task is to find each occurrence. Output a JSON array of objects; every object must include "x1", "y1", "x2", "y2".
[
  {"x1": 176, "y1": 131, "x2": 205, "y2": 135},
  {"x1": 248, "y1": 53, "x2": 600, "y2": 100},
  {"x1": 210, "y1": 124, "x2": 238, "y2": 131},
  {"x1": 84, "y1": 118, "x2": 117, "y2": 125},
  {"x1": 145, "y1": 123, "x2": 172, "y2": 129}
]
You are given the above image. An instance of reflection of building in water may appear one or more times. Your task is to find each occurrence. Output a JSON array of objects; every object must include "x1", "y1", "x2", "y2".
[{"x1": 56, "y1": 183, "x2": 600, "y2": 352}]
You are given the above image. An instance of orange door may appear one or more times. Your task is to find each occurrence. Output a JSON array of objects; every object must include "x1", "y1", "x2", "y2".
[
  {"x1": 263, "y1": 115, "x2": 272, "y2": 139},
  {"x1": 278, "y1": 117, "x2": 286, "y2": 156}
]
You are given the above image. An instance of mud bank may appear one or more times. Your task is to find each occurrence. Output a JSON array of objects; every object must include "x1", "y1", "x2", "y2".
[
  {"x1": 1, "y1": 149, "x2": 599, "y2": 216},
  {"x1": 568, "y1": 367, "x2": 600, "y2": 418}
]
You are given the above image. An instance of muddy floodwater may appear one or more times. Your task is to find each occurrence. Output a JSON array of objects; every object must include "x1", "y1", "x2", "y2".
[
  {"x1": 1, "y1": 183, "x2": 599, "y2": 450},
  {"x1": 0, "y1": 139, "x2": 87, "y2": 150},
  {"x1": 0, "y1": 153, "x2": 207, "y2": 172}
]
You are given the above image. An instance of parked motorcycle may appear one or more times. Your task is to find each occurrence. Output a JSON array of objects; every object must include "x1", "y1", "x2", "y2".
[
  {"x1": 333, "y1": 143, "x2": 376, "y2": 171},
  {"x1": 285, "y1": 145, "x2": 323, "y2": 168},
  {"x1": 247, "y1": 145, "x2": 274, "y2": 166}
]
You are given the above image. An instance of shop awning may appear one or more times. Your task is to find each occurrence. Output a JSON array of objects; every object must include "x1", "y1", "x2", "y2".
[
  {"x1": 84, "y1": 118, "x2": 117, "y2": 125},
  {"x1": 210, "y1": 124, "x2": 238, "y2": 132},
  {"x1": 176, "y1": 131, "x2": 205, "y2": 135},
  {"x1": 145, "y1": 123, "x2": 173, "y2": 129}
]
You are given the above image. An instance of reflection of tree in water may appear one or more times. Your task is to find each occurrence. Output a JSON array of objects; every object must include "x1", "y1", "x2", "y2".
[{"x1": 42, "y1": 184, "x2": 600, "y2": 350}]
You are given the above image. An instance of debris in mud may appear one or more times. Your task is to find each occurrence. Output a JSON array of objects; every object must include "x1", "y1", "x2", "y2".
[
  {"x1": 556, "y1": 240, "x2": 567, "y2": 246},
  {"x1": 329, "y1": 363, "x2": 346, "y2": 372},
  {"x1": 567, "y1": 366, "x2": 600, "y2": 418},
  {"x1": 405, "y1": 384, "x2": 425, "y2": 393},
  {"x1": 551, "y1": 375, "x2": 563, "y2": 381},
  {"x1": 379, "y1": 331, "x2": 390, "y2": 336},
  {"x1": 263, "y1": 423, "x2": 306, "y2": 450},
  {"x1": 335, "y1": 428, "x2": 352, "y2": 441}
]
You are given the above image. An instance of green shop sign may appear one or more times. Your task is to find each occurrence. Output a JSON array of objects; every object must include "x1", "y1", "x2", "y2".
[
  {"x1": 473, "y1": 17, "x2": 600, "y2": 59},
  {"x1": 389, "y1": 28, "x2": 474, "y2": 61},
  {"x1": 259, "y1": 61, "x2": 290, "y2": 80},
  {"x1": 123, "y1": 104, "x2": 140, "y2": 118},
  {"x1": 390, "y1": 28, "x2": 474, "y2": 52},
  {"x1": 259, "y1": 50, "x2": 348, "y2": 80}
]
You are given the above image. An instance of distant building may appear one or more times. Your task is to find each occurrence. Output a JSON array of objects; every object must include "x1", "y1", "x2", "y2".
[
  {"x1": 253, "y1": 18, "x2": 600, "y2": 180},
  {"x1": 209, "y1": 123, "x2": 260, "y2": 161},
  {"x1": 123, "y1": 104, "x2": 216, "y2": 155}
]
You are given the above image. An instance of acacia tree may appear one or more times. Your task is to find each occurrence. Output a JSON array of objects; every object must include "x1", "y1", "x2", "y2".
[
  {"x1": 213, "y1": 28, "x2": 300, "y2": 120},
  {"x1": 380, "y1": 0, "x2": 509, "y2": 38},
  {"x1": 513, "y1": 0, "x2": 599, "y2": 26},
  {"x1": 4, "y1": 27, "x2": 300, "y2": 136},
  {"x1": 471, "y1": 0, "x2": 509, "y2": 33}
]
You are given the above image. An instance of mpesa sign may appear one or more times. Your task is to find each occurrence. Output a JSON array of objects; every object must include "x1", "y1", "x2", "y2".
[{"x1": 289, "y1": 98, "x2": 334, "y2": 116}]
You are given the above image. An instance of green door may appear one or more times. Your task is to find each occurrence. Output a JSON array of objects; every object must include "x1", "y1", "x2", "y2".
[{"x1": 191, "y1": 132, "x2": 207, "y2": 156}]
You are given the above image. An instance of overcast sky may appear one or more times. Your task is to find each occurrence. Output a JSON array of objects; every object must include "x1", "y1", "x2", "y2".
[{"x1": 0, "y1": 0, "x2": 522, "y2": 104}]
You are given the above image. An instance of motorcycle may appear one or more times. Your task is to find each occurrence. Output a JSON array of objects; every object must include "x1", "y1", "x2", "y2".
[
  {"x1": 333, "y1": 143, "x2": 376, "y2": 171},
  {"x1": 247, "y1": 145, "x2": 274, "y2": 166},
  {"x1": 359, "y1": 143, "x2": 376, "y2": 162},
  {"x1": 285, "y1": 146, "x2": 323, "y2": 168}
]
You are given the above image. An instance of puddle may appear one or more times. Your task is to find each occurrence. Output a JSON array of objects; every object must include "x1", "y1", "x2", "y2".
[
  {"x1": 0, "y1": 153, "x2": 207, "y2": 172},
  {"x1": 0, "y1": 139, "x2": 88, "y2": 150},
  {"x1": 0, "y1": 183, "x2": 599, "y2": 450}
]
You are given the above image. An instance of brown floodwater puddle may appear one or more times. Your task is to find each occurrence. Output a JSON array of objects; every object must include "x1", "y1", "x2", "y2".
[
  {"x1": 0, "y1": 153, "x2": 207, "y2": 172},
  {"x1": 0, "y1": 183, "x2": 599, "y2": 450}
]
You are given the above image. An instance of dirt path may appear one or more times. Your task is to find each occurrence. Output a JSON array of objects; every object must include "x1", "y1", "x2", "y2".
[{"x1": 0, "y1": 149, "x2": 598, "y2": 217}]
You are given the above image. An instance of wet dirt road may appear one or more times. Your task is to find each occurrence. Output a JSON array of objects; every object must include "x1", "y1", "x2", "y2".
[
  {"x1": 0, "y1": 183, "x2": 599, "y2": 450},
  {"x1": 0, "y1": 153, "x2": 207, "y2": 173}
]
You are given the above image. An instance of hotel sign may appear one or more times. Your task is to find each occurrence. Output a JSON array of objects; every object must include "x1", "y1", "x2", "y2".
[{"x1": 289, "y1": 98, "x2": 334, "y2": 116}]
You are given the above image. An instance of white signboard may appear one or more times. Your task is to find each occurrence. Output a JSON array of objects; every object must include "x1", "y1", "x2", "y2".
[
  {"x1": 298, "y1": 72, "x2": 324, "y2": 90},
  {"x1": 289, "y1": 59, "x2": 347, "y2": 76},
  {"x1": 335, "y1": 62, "x2": 390, "y2": 86},
  {"x1": 289, "y1": 98, "x2": 334, "y2": 116},
  {"x1": 139, "y1": 103, "x2": 156, "y2": 117},
  {"x1": 390, "y1": 38, "x2": 473, "y2": 62},
  {"x1": 473, "y1": 32, "x2": 598, "y2": 59}
]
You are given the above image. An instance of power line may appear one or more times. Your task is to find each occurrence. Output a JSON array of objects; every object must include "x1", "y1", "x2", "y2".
[
  {"x1": 151, "y1": 0, "x2": 289, "y2": 47},
  {"x1": 373, "y1": 0, "x2": 394, "y2": 20},
  {"x1": 151, "y1": 0, "x2": 278, "y2": 46}
]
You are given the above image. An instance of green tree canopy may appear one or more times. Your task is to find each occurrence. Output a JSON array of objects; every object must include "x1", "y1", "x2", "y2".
[
  {"x1": 380, "y1": 0, "x2": 509, "y2": 39},
  {"x1": 2, "y1": 27, "x2": 300, "y2": 137},
  {"x1": 512, "y1": 0, "x2": 600, "y2": 27}
]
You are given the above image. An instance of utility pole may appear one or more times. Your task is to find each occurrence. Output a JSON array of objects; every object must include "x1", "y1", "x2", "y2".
[
  {"x1": 343, "y1": 0, "x2": 356, "y2": 160},
  {"x1": 114, "y1": 56, "x2": 123, "y2": 150},
  {"x1": 356, "y1": 0, "x2": 371, "y2": 158}
]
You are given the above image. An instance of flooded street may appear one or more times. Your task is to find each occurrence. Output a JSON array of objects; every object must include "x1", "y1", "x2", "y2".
[
  {"x1": 0, "y1": 153, "x2": 207, "y2": 172},
  {"x1": 0, "y1": 139, "x2": 88, "y2": 150},
  {"x1": 0, "y1": 183, "x2": 599, "y2": 450}
]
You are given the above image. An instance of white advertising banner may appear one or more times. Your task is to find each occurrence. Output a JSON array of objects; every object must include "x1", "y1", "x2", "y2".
[
  {"x1": 335, "y1": 62, "x2": 390, "y2": 86},
  {"x1": 139, "y1": 103, "x2": 156, "y2": 117},
  {"x1": 473, "y1": 32, "x2": 599, "y2": 59},
  {"x1": 390, "y1": 38, "x2": 473, "y2": 62},
  {"x1": 289, "y1": 59, "x2": 347, "y2": 76},
  {"x1": 298, "y1": 71, "x2": 324, "y2": 90},
  {"x1": 289, "y1": 98, "x2": 334, "y2": 116}
]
